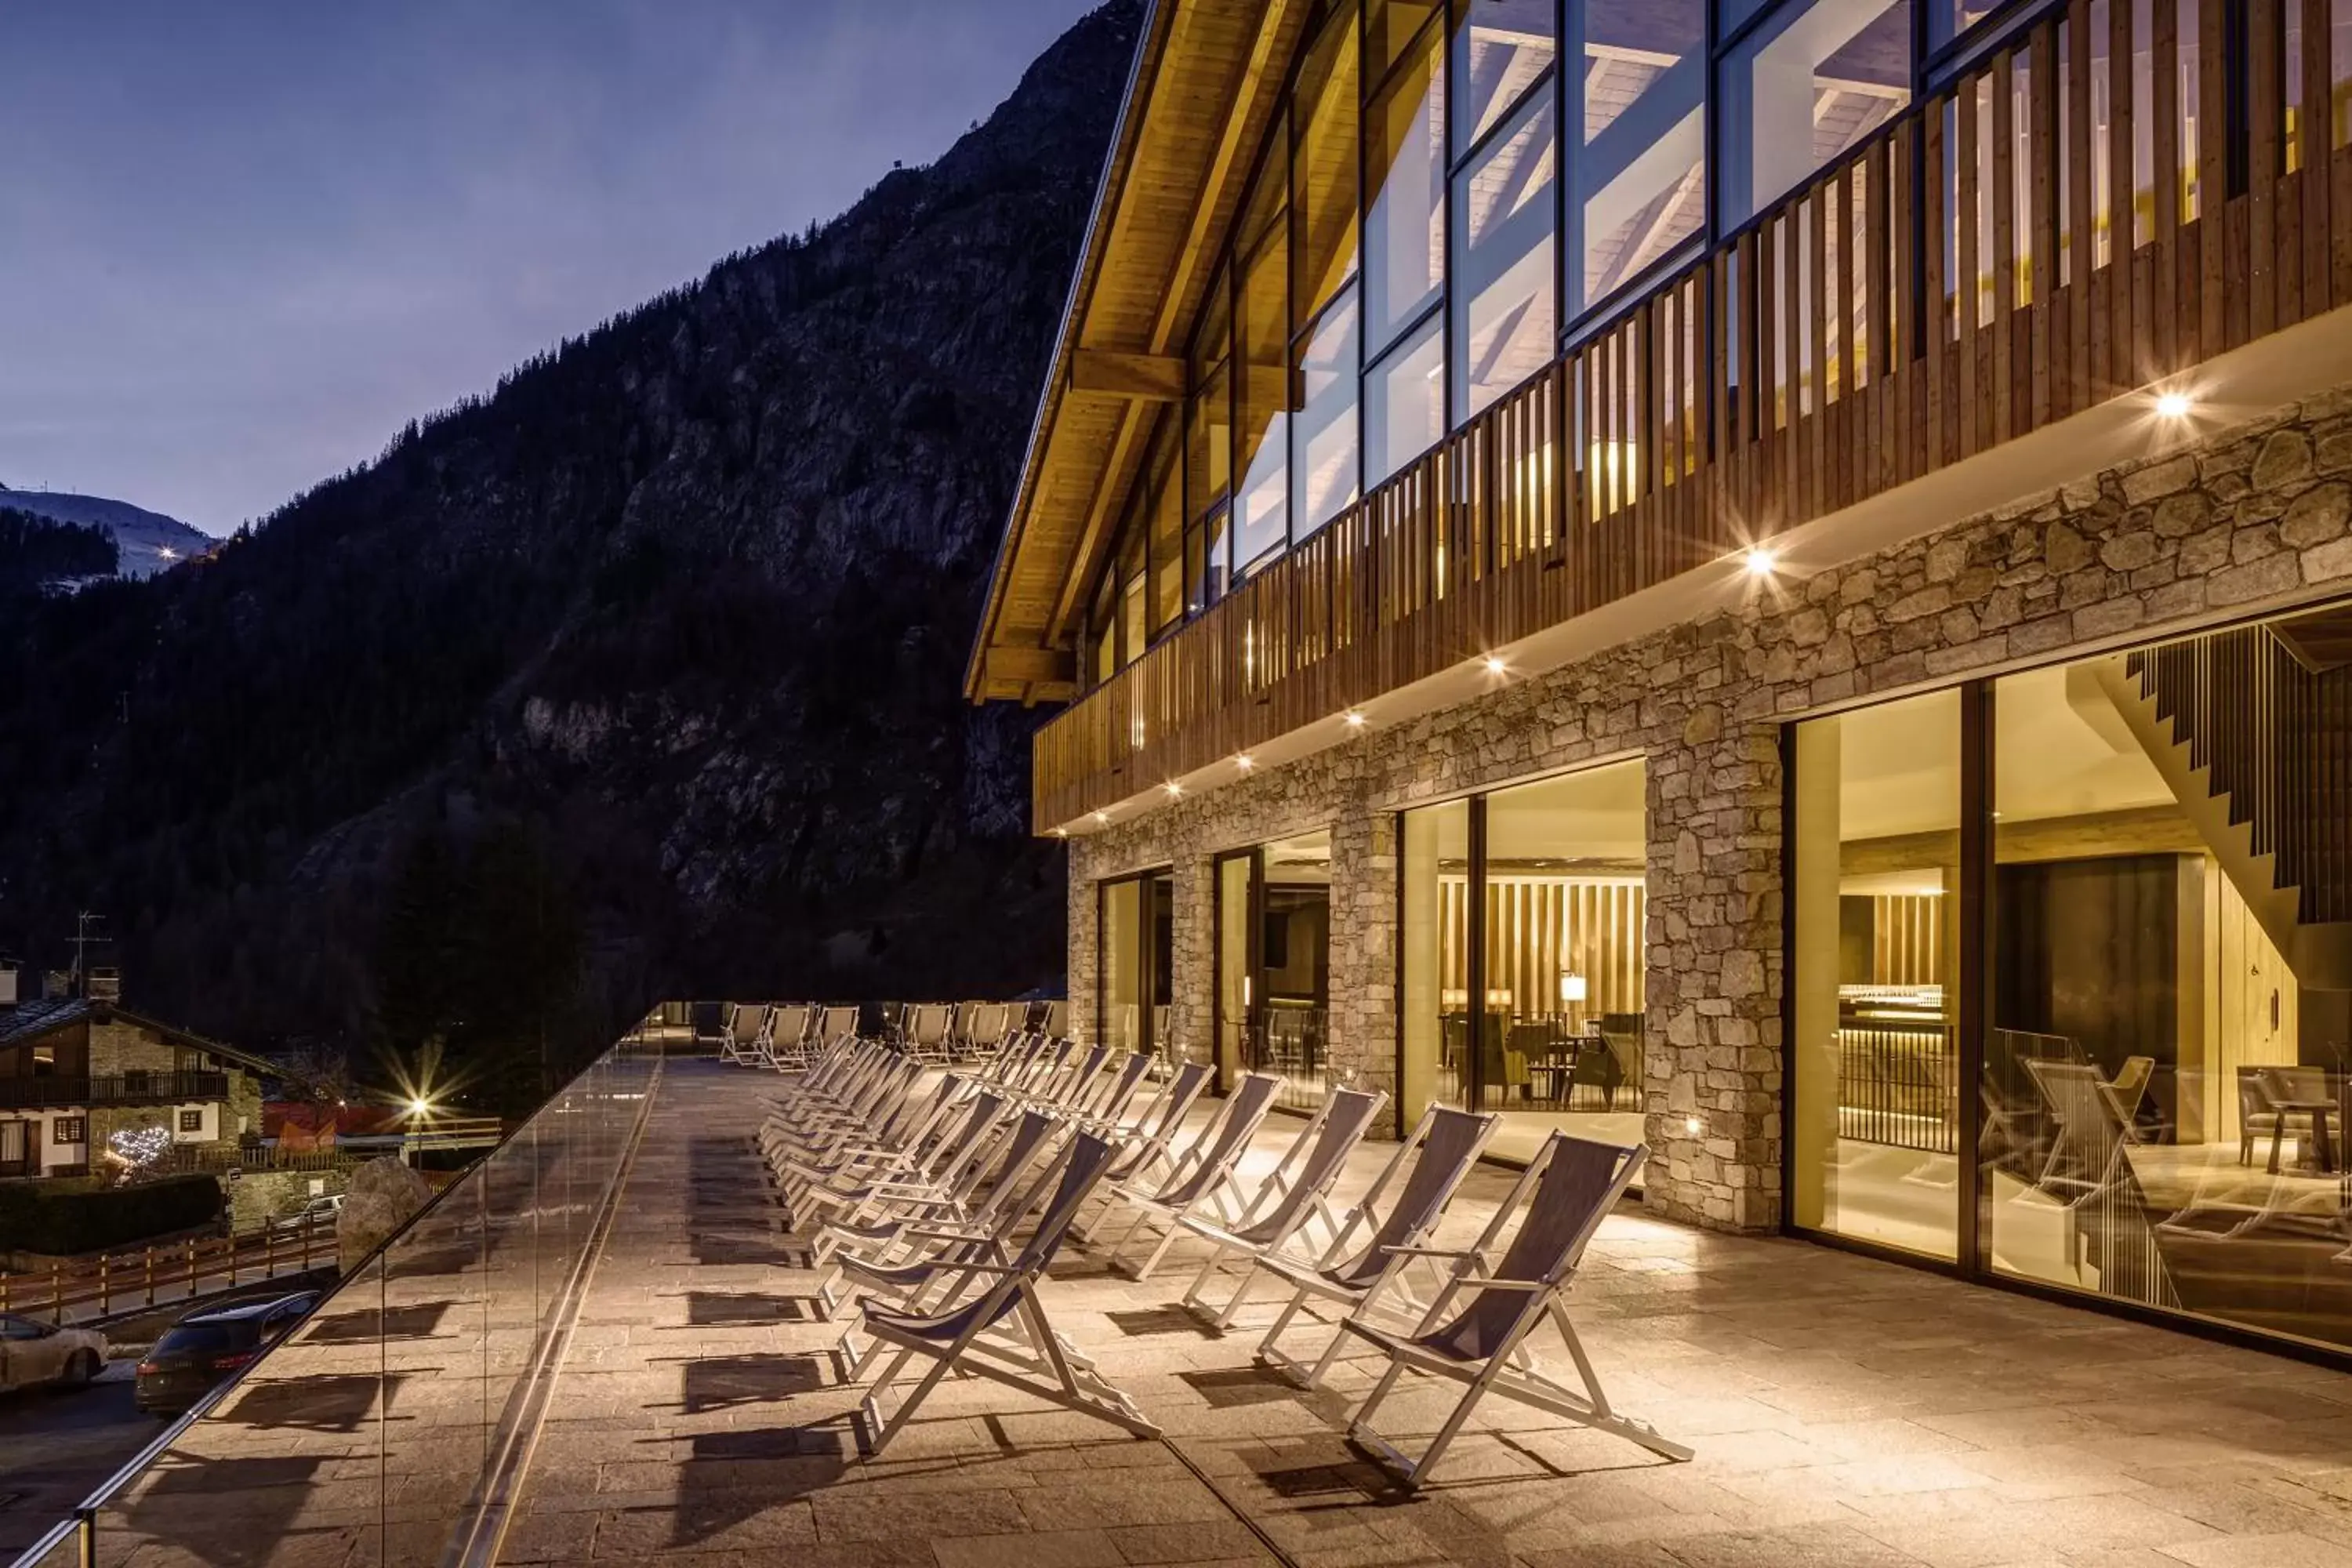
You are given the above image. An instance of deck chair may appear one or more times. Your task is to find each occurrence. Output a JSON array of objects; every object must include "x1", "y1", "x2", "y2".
[
  {"x1": 775, "y1": 1073, "x2": 970, "y2": 1211},
  {"x1": 805, "y1": 1091, "x2": 1017, "y2": 1269},
  {"x1": 759, "y1": 1004, "x2": 815, "y2": 1070},
  {"x1": 1007, "y1": 1039, "x2": 1078, "y2": 1105},
  {"x1": 718, "y1": 1003, "x2": 771, "y2": 1064},
  {"x1": 789, "y1": 1078, "x2": 1004, "y2": 1232},
  {"x1": 1069, "y1": 1051, "x2": 1155, "y2": 1131},
  {"x1": 1255, "y1": 1106, "x2": 1499, "y2": 1387},
  {"x1": 1040, "y1": 1000, "x2": 1070, "y2": 1038},
  {"x1": 905, "y1": 1004, "x2": 954, "y2": 1065},
  {"x1": 1078, "y1": 1062, "x2": 1214, "y2": 1230},
  {"x1": 849, "y1": 1131, "x2": 1160, "y2": 1454},
  {"x1": 1340, "y1": 1131, "x2": 1688, "y2": 1487},
  {"x1": 1178, "y1": 1087, "x2": 1388, "y2": 1328},
  {"x1": 1099, "y1": 1072, "x2": 1286, "y2": 1279},
  {"x1": 760, "y1": 1053, "x2": 919, "y2": 1166},
  {"x1": 958, "y1": 1002, "x2": 1012, "y2": 1059},
  {"x1": 1036, "y1": 1042, "x2": 1112, "y2": 1113},
  {"x1": 815, "y1": 1105, "x2": 1068, "y2": 1314},
  {"x1": 2023, "y1": 1058, "x2": 2131, "y2": 1199},
  {"x1": 816, "y1": 1004, "x2": 862, "y2": 1050}
]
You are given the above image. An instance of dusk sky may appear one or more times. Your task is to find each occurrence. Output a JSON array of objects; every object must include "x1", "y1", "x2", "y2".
[{"x1": 0, "y1": 1, "x2": 1098, "y2": 535}]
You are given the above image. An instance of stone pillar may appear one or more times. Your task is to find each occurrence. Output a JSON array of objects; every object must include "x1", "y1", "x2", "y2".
[
  {"x1": 1166, "y1": 852, "x2": 1215, "y2": 1067},
  {"x1": 1645, "y1": 703, "x2": 1785, "y2": 1232},
  {"x1": 1327, "y1": 807, "x2": 1400, "y2": 1110},
  {"x1": 1066, "y1": 851, "x2": 1098, "y2": 1043}
]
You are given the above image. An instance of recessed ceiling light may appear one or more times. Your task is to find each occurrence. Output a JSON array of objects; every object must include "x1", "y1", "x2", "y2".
[
  {"x1": 1483, "y1": 655, "x2": 1508, "y2": 676},
  {"x1": 1092, "y1": 810, "x2": 1110, "y2": 826},
  {"x1": 1235, "y1": 753, "x2": 1254, "y2": 772},
  {"x1": 1162, "y1": 781, "x2": 1183, "y2": 799},
  {"x1": 1742, "y1": 546, "x2": 1778, "y2": 578},
  {"x1": 1342, "y1": 710, "x2": 1367, "y2": 729}
]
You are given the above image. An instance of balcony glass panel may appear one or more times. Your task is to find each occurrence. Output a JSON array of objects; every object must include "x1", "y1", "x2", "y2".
[
  {"x1": 1566, "y1": 0, "x2": 1706, "y2": 319},
  {"x1": 1365, "y1": 313, "x2": 1445, "y2": 486},
  {"x1": 1452, "y1": 0, "x2": 1556, "y2": 149},
  {"x1": 1293, "y1": 3, "x2": 1359, "y2": 330},
  {"x1": 1235, "y1": 217, "x2": 1290, "y2": 575},
  {"x1": 1366, "y1": 25, "x2": 1446, "y2": 356},
  {"x1": 1451, "y1": 89, "x2": 1557, "y2": 423},
  {"x1": 1718, "y1": 0, "x2": 1915, "y2": 224},
  {"x1": 1291, "y1": 284, "x2": 1361, "y2": 537}
]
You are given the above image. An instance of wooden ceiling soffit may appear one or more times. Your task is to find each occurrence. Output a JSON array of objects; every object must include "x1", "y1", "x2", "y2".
[{"x1": 1047, "y1": 0, "x2": 1304, "y2": 647}]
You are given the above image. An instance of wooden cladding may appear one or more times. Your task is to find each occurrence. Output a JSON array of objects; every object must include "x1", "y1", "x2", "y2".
[
  {"x1": 1437, "y1": 877, "x2": 1648, "y2": 1018},
  {"x1": 1033, "y1": 0, "x2": 2352, "y2": 832},
  {"x1": 1871, "y1": 895, "x2": 1947, "y2": 988}
]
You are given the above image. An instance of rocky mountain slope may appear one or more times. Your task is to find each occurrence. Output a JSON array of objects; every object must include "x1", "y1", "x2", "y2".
[
  {"x1": 0, "y1": 2, "x2": 1134, "y2": 1082},
  {"x1": 0, "y1": 489, "x2": 212, "y2": 579}
]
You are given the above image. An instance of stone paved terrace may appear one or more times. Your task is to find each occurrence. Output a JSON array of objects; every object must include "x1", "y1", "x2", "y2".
[{"x1": 501, "y1": 1059, "x2": 2352, "y2": 1568}]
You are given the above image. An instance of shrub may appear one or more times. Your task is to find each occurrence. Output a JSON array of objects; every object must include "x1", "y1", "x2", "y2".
[{"x1": 0, "y1": 1174, "x2": 223, "y2": 1257}]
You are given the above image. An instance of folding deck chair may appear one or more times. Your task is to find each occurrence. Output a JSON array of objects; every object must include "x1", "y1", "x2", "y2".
[
  {"x1": 848, "y1": 1131, "x2": 1161, "y2": 1455},
  {"x1": 759, "y1": 1004, "x2": 815, "y2": 1070},
  {"x1": 1253, "y1": 1105, "x2": 1497, "y2": 1387},
  {"x1": 1177, "y1": 1087, "x2": 1388, "y2": 1328},
  {"x1": 718, "y1": 1003, "x2": 771, "y2": 1064},
  {"x1": 1068, "y1": 1051, "x2": 1155, "y2": 1131},
  {"x1": 1098, "y1": 1072, "x2": 1285, "y2": 1279},
  {"x1": 1339, "y1": 1131, "x2": 1689, "y2": 1487},
  {"x1": 1076, "y1": 1061, "x2": 1214, "y2": 1233},
  {"x1": 904, "y1": 1004, "x2": 954, "y2": 1065}
]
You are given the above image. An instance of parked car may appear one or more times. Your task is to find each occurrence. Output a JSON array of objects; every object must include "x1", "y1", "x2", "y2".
[
  {"x1": 134, "y1": 1290, "x2": 321, "y2": 1416},
  {"x1": 270, "y1": 1193, "x2": 343, "y2": 1232},
  {"x1": 0, "y1": 1313, "x2": 106, "y2": 1393}
]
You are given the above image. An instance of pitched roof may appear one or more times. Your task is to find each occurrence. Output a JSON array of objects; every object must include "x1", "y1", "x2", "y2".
[
  {"x1": 0, "y1": 996, "x2": 278, "y2": 1078},
  {"x1": 0, "y1": 996, "x2": 89, "y2": 1050}
]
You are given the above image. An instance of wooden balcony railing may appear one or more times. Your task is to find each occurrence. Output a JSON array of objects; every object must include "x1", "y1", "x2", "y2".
[
  {"x1": 1033, "y1": 0, "x2": 2352, "y2": 831},
  {"x1": 0, "y1": 1071, "x2": 231, "y2": 1110}
]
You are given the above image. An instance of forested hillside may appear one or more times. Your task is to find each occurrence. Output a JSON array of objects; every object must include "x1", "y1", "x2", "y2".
[{"x1": 0, "y1": 2, "x2": 1134, "y2": 1104}]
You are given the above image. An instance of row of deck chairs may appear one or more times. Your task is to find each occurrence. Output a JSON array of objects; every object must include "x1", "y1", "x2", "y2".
[
  {"x1": 717, "y1": 1000, "x2": 1073, "y2": 1071},
  {"x1": 752, "y1": 1031, "x2": 1689, "y2": 1487}
]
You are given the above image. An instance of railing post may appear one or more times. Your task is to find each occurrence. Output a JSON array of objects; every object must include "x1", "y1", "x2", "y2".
[
  {"x1": 143, "y1": 1244, "x2": 154, "y2": 1308},
  {"x1": 96, "y1": 1255, "x2": 107, "y2": 1319}
]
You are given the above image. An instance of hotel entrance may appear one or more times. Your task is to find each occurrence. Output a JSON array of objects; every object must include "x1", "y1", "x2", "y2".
[{"x1": 1400, "y1": 758, "x2": 1649, "y2": 1164}]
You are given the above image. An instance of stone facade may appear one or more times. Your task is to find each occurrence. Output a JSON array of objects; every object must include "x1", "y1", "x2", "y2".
[{"x1": 1065, "y1": 387, "x2": 2352, "y2": 1234}]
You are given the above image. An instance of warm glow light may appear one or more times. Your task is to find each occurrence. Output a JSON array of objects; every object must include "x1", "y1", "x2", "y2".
[
  {"x1": 1483, "y1": 655, "x2": 1508, "y2": 676},
  {"x1": 1051, "y1": 827, "x2": 1069, "y2": 839},
  {"x1": 1683, "y1": 1115, "x2": 1704, "y2": 1135},
  {"x1": 156, "y1": 545, "x2": 179, "y2": 562},
  {"x1": 407, "y1": 1098, "x2": 434, "y2": 1117},
  {"x1": 1093, "y1": 810, "x2": 1111, "y2": 826},
  {"x1": 1342, "y1": 710, "x2": 1367, "y2": 729},
  {"x1": 2154, "y1": 390, "x2": 2194, "y2": 419},
  {"x1": 1235, "y1": 753, "x2": 1254, "y2": 772},
  {"x1": 1162, "y1": 781, "x2": 1183, "y2": 799},
  {"x1": 1742, "y1": 546, "x2": 1778, "y2": 578},
  {"x1": 1558, "y1": 972, "x2": 1588, "y2": 1004}
]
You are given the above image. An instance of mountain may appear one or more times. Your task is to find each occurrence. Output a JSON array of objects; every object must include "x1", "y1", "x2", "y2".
[
  {"x1": 0, "y1": 2, "x2": 1134, "y2": 1100},
  {"x1": 0, "y1": 489, "x2": 212, "y2": 579}
]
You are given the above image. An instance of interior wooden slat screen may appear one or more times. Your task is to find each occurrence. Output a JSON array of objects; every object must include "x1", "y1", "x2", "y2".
[
  {"x1": 1436, "y1": 877, "x2": 1647, "y2": 1018},
  {"x1": 1032, "y1": 0, "x2": 2346, "y2": 830}
]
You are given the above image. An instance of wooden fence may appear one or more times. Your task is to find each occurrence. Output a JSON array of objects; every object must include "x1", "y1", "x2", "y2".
[
  {"x1": 1035, "y1": 0, "x2": 2352, "y2": 829},
  {"x1": 0, "y1": 1215, "x2": 336, "y2": 1324}
]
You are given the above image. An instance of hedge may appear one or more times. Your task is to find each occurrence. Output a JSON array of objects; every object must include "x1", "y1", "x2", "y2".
[{"x1": 0, "y1": 1174, "x2": 223, "y2": 1258}]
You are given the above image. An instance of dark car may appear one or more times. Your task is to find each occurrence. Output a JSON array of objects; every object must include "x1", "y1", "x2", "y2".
[{"x1": 133, "y1": 1290, "x2": 320, "y2": 1417}]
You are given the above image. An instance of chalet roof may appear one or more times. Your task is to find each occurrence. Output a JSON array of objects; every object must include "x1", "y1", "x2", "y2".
[
  {"x1": 0, "y1": 995, "x2": 278, "y2": 1078},
  {"x1": 965, "y1": 0, "x2": 1308, "y2": 705}
]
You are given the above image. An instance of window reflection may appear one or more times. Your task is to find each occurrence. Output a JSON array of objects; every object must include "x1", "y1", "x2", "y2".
[
  {"x1": 1452, "y1": 92, "x2": 1556, "y2": 420},
  {"x1": 1567, "y1": 0, "x2": 1705, "y2": 318},
  {"x1": 1292, "y1": 287, "x2": 1360, "y2": 537},
  {"x1": 1366, "y1": 314, "x2": 1444, "y2": 485},
  {"x1": 1453, "y1": 0, "x2": 1557, "y2": 150},
  {"x1": 1234, "y1": 177, "x2": 1290, "y2": 574},
  {"x1": 1719, "y1": 0, "x2": 1913, "y2": 223},
  {"x1": 1366, "y1": 26, "x2": 1445, "y2": 356}
]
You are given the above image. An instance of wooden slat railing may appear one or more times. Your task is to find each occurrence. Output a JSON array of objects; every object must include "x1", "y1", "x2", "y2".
[{"x1": 1035, "y1": 0, "x2": 2352, "y2": 830}]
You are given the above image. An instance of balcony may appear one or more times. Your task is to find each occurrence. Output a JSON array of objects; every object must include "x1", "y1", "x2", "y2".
[
  {"x1": 0, "y1": 1072, "x2": 230, "y2": 1111},
  {"x1": 1032, "y1": 0, "x2": 2352, "y2": 831}
]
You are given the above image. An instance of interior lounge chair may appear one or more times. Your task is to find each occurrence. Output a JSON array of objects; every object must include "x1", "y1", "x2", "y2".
[
  {"x1": 1099, "y1": 1072, "x2": 1286, "y2": 1279},
  {"x1": 1177, "y1": 1087, "x2": 1388, "y2": 1328},
  {"x1": 2238, "y1": 1065, "x2": 2287, "y2": 1167},
  {"x1": 1254, "y1": 1105, "x2": 1499, "y2": 1388},
  {"x1": 848, "y1": 1131, "x2": 1160, "y2": 1454},
  {"x1": 1338, "y1": 1131, "x2": 1689, "y2": 1487}
]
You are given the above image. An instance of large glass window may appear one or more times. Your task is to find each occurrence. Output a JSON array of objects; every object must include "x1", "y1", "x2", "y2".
[
  {"x1": 1215, "y1": 830, "x2": 1336, "y2": 1113},
  {"x1": 1293, "y1": 4, "x2": 1359, "y2": 326},
  {"x1": 1292, "y1": 289, "x2": 1361, "y2": 536},
  {"x1": 1233, "y1": 147, "x2": 1290, "y2": 577},
  {"x1": 1791, "y1": 691, "x2": 1964, "y2": 1261},
  {"x1": 1718, "y1": 0, "x2": 1914, "y2": 224},
  {"x1": 1365, "y1": 22, "x2": 1446, "y2": 357},
  {"x1": 1402, "y1": 762, "x2": 1650, "y2": 1167},
  {"x1": 1366, "y1": 314, "x2": 1445, "y2": 485},
  {"x1": 1452, "y1": 0, "x2": 1556, "y2": 149},
  {"x1": 1099, "y1": 870, "x2": 1177, "y2": 1061},
  {"x1": 1566, "y1": 0, "x2": 1706, "y2": 319},
  {"x1": 1983, "y1": 622, "x2": 2352, "y2": 1355},
  {"x1": 1451, "y1": 90, "x2": 1557, "y2": 420}
]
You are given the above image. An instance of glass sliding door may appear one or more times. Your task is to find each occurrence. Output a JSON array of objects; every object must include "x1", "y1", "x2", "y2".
[
  {"x1": 1214, "y1": 831, "x2": 1334, "y2": 1111},
  {"x1": 1401, "y1": 761, "x2": 1650, "y2": 1166},
  {"x1": 1098, "y1": 869, "x2": 1179, "y2": 1063},
  {"x1": 1790, "y1": 691, "x2": 1964, "y2": 1260}
]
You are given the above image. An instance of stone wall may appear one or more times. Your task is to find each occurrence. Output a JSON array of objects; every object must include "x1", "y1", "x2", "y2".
[{"x1": 1067, "y1": 386, "x2": 2352, "y2": 1234}]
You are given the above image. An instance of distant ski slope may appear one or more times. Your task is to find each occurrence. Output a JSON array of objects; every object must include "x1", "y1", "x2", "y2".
[{"x1": 0, "y1": 488, "x2": 213, "y2": 579}]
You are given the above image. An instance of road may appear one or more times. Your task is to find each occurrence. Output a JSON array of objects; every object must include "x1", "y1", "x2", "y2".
[{"x1": 0, "y1": 1362, "x2": 154, "y2": 1560}]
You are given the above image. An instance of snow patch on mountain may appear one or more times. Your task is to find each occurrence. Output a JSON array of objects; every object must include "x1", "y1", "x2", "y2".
[{"x1": 0, "y1": 488, "x2": 214, "y2": 579}]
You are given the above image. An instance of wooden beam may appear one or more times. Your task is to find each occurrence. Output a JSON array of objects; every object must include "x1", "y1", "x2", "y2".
[
  {"x1": 1069, "y1": 348, "x2": 1186, "y2": 401},
  {"x1": 983, "y1": 644, "x2": 1077, "y2": 687}
]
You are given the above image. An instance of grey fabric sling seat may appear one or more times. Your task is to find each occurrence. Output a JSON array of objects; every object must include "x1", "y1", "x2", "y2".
[
  {"x1": 1067, "y1": 1051, "x2": 1155, "y2": 1132},
  {"x1": 1254, "y1": 1105, "x2": 1498, "y2": 1387},
  {"x1": 1014, "y1": 1039, "x2": 1096, "y2": 1109},
  {"x1": 755, "y1": 1042, "x2": 892, "y2": 1151},
  {"x1": 1038, "y1": 1043, "x2": 1114, "y2": 1114},
  {"x1": 1099, "y1": 1072, "x2": 1287, "y2": 1280},
  {"x1": 1076, "y1": 1062, "x2": 1214, "y2": 1240},
  {"x1": 1340, "y1": 1131, "x2": 1688, "y2": 1488},
  {"x1": 772, "y1": 1069, "x2": 965, "y2": 1202},
  {"x1": 782, "y1": 1075, "x2": 997, "y2": 1229},
  {"x1": 1177, "y1": 1087, "x2": 1389, "y2": 1329},
  {"x1": 848, "y1": 1131, "x2": 1160, "y2": 1455},
  {"x1": 815, "y1": 1105, "x2": 1068, "y2": 1320},
  {"x1": 757, "y1": 1004, "x2": 815, "y2": 1071},
  {"x1": 801, "y1": 1089, "x2": 1016, "y2": 1269},
  {"x1": 976, "y1": 1033, "x2": 1043, "y2": 1091},
  {"x1": 1003, "y1": 1038, "x2": 1076, "y2": 1105},
  {"x1": 759, "y1": 1054, "x2": 920, "y2": 1169}
]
